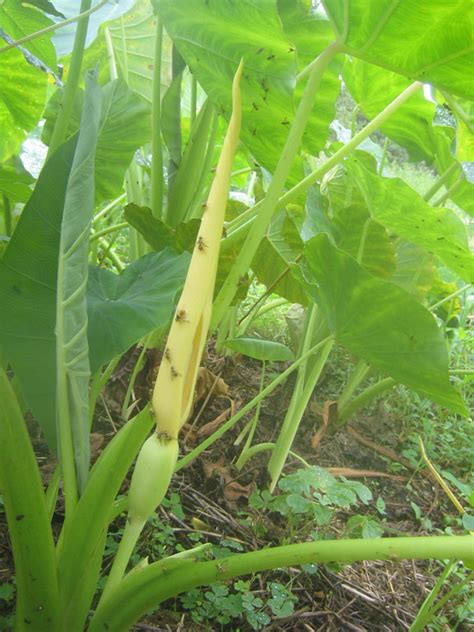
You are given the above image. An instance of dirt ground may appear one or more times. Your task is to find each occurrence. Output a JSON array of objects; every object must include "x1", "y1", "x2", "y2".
[{"x1": 0, "y1": 344, "x2": 471, "y2": 631}]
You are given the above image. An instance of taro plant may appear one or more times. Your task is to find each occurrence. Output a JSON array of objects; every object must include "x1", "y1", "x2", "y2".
[{"x1": 0, "y1": 0, "x2": 474, "y2": 630}]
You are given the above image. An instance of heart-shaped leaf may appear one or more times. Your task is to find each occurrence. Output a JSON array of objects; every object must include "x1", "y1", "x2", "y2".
[
  {"x1": 323, "y1": 0, "x2": 474, "y2": 100},
  {"x1": 295, "y1": 234, "x2": 466, "y2": 414},
  {"x1": 43, "y1": 79, "x2": 151, "y2": 203},
  {"x1": 87, "y1": 249, "x2": 190, "y2": 374}
]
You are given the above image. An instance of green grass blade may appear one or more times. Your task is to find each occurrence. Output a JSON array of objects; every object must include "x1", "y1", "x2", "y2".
[{"x1": 0, "y1": 368, "x2": 60, "y2": 631}]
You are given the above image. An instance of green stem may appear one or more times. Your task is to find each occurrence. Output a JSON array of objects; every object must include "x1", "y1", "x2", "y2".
[
  {"x1": 121, "y1": 342, "x2": 149, "y2": 420},
  {"x1": 237, "y1": 297, "x2": 288, "y2": 337},
  {"x1": 337, "y1": 377, "x2": 396, "y2": 425},
  {"x1": 268, "y1": 331, "x2": 334, "y2": 491},
  {"x1": 93, "y1": 193, "x2": 127, "y2": 223},
  {"x1": 176, "y1": 337, "x2": 333, "y2": 471},
  {"x1": 237, "y1": 442, "x2": 312, "y2": 470},
  {"x1": 237, "y1": 442, "x2": 275, "y2": 466},
  {"x1": 89, "y1": 535, "x2": 474, "y2": 632},
  {"x1": 105, "y1": 24, "x2": 144, "y2": 258},
  {"x1": 98, "y1": 237, "x2": 124, "y2": 271},
  {"x1": 433, "y1": 173, "x2": 464, "y2": 207},
  {"x1": 0, "y1": 369, "x2": 60, "y2": 630},
  {"x1": 89, "y1": 356, "x2": 121, "y2": 426},
  {"x1": 220, "y1": 80, "x2": 422, "y2": 282},
  {"x1": 337, "y1": 359, "x2": 371, "y2": 412},
  {"x1": 165, "y1": 46, "x2": 184, "y2": 221},
  {"x1": 211, "y1": 41, "x2": 343, "y2": 330},
  {"x1": 0, "y1": 0, "x2": 108, "y2": 55},
  {"x1": 214, "y1": 308, "x2": 232, "y2": 354},
  {"x1": 151, "y1": 17, "x2": 164, "y2": 219},
  {"x1": 235, "y1": 362, "x2": 265, "y2": 469},
  {"x1": 99, "y1": 520, "x2": 144, "y2": 606},
  {"x1": 56, "y1": 259, "x2": 79, "y2": 517},
  {"x1": 426, "y1": 571, "x2": 474, "y2": 618},
  {"x1": 48, "y1": 0, "x2": 92, "y2": 156},
  {"x1": 90, "y1": 222, "x2": 128, "y2": 242},
  {"x1": 423, "y1": 162, "x2": 459, "y2": 202},
  {"x1": 441, "y1": 91, "x2": 474, "y2": 134},
  {"x1": 246, "y1": 170, "x2": 257, "y2": 199}
]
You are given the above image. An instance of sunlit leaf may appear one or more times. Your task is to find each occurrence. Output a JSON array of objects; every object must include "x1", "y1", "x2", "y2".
[
  {"x1": 323, "y1": 0, "x2": 474, "y2": 99},
  {"x1": 0, "y1": 48, "x2": 48, "y2": 162},
  {"x1": 156, "y1": 0, "x2": 298, "y2": 176},
  {"x1": 0, "y1": 0, "x2": 57, "y2": 68},
  {"x1": 346, "y1": 158, "x2": 474, "y2": 282},
  {"x1": 278, "y1": 0, "x2": 341, "y2": 156}
]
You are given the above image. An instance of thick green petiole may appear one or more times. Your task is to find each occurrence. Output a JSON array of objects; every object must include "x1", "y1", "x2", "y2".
[{"x1": 89, "y1": 535, "x2": 474, "y2": 631}]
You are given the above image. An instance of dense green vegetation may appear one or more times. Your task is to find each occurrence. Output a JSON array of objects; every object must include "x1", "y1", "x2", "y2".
[{"x1": 0, "y1": 1, "x2": 473, "y2": 630}]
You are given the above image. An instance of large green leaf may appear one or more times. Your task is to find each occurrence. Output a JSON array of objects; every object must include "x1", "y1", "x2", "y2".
[
  {"x1": 278, "y1": 0, "x2": 341, "y2": 157},
  {"x1": 156, "y1": 0, "x2": 298, "y2": 176},
  {"x1": 0, "y1": 0, "x2": 57, "y2": 69},
  {"x1": 26, "y1": 0, "x2": 65, "y2": 19},
  {"x1": 51, "y1": 0, "x2": 135, "y2": 57},
  {"x1": 296, "y1": 234, "x2": 466, "y2": 414},
  {"x1": 0, "y1": 47, "x2": 48, "y2": 162},
  {"x1": 87, "y1": 249, "x2": 190, "y2": 374},
  {"x1": 0, "y1": 78, "x2": 100, "y2": 464},
  {"x1": 322, "y1": 0, "x2": 474, "y2": 100},
  {"x1": 0, "y1": 162, "x2": 33, "y2": 203},
  {"x1": 450, "y1": 96, "x2": 474, "y2": 162},
  {"x1": 43, "y1": 79, "x2": 151, "y2": 203},
  {"x1": 332, "y1": 204, "x2": 396, "y2": 279},
  {"x1": 106, "y1": 0, "x2": 172, "y2": 104},
  {"x1": 391, "y1": 241, "x2": 436, "y2": 302},
  {"x1": 55, "y1": 71, "x2": 102, "y2": 491},
  {"x1": 317, "y1": 153, "x2": 396, "y2": 279},
  {"x1": 346, "y1": 158, "x2": 474, "y2": 282},
  {"x1": 93, "y1": 79, "x2": 151, "y2": 202},
  {"x1": 343, "y1": 58, "x2": 451, "y2": 164},
  {"x1": 252, "y1": 209, "x2": 307, "y2": 304},
  {"x1": 342, "y1": 58, "x2": 474, "y2": 217},
  {"x1": 0, "y1": 136, "x2": 77, "y2": 449}
]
